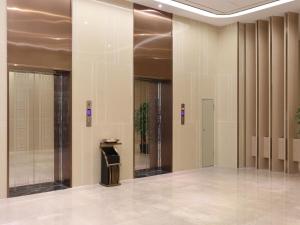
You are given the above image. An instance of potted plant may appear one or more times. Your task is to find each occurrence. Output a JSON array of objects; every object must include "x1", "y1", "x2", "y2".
[{"x1": 135, "y1": 102, "x2": 149, "y2": 154}]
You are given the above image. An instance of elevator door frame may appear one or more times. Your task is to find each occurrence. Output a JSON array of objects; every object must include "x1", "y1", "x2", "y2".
[
  {"x1": 7, "y1": 67, "x2": 72, "y2": 197},
  {"x1": 133, "y1": 77, "x2": 173, "y2": 178}
]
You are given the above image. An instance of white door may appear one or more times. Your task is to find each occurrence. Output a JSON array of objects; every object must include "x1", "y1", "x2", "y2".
[{"x1": 202, "y1": 99, "x2": 214, "y2": 167}]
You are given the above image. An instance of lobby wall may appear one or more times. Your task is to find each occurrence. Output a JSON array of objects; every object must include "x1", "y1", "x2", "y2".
[
  {"x1": 72, "y1": 0, "x2": 134, "y2": 186},
  {"x1": 0, "y1": 0, "x2": 7, "y2": 199},
  {"x1": 173, "y1": 17, "x2": 238, "y2": 170},
  {"x1": 216, "y1": 24, "x2": 238, "y2": 168},
  {"x1": 0, "y1": 0, "x2": 238, "y2": 197},
  {"x1": 173, "y1": 15, "x2": 219, "y2": 170}
]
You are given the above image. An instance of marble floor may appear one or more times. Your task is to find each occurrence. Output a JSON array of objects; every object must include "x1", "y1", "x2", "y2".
[{"x1": 1, "y1": 168, "x2": 300, "y2": 225}]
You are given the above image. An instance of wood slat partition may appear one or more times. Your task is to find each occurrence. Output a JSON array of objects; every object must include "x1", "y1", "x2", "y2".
[
  {"x1": 256, "y1": 20, "x2": 270, "y2": 170},
  {"x1": 239, "y1": 13, "x2": 300, "y2": 174},
  {"x1": 285, "y1": 12, "x2": 299, "y2": 173},
  {"x1": 245, "y1": 24, "x2": 256, "y2": 168},
  {"x1": 270, "y1": 16, "x2": 285, "y2": 172}
]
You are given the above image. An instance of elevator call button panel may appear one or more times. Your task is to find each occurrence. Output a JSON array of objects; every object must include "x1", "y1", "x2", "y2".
[
  {"x1": 86, "y1": 100, "x2": 92, "y2": 127},
  {"x1": 181, "y1": 104, "x2": 185, "y2": 125}
]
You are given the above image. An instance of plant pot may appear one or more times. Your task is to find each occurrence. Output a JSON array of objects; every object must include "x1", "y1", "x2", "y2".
[
  {"x1": 263, "y1": 137, "x2": 270, "y2": 159},
  {"x1": 293, "y1": 139, "x2": 300, "y2": 162},
  {"x1": 278, "y1": 138, "x2": 285, "y2": 160},
  {"x1": 251, "y1": 136, "x2": 257, "y2": 157},
  {"x1": 140, "y1": 144, "x2": 149, "y2": 154}
]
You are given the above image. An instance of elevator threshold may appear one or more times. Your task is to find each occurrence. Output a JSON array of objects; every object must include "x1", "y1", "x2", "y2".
[
  {"x1": 134, "y1": 168, "x2": 169, "y2": 178},
  {"x1": 9, "y1": 182, "x2": 68, "y2": 198}
]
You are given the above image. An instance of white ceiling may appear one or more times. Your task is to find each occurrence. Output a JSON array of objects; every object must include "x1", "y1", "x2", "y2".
[
  {"x1": 175, "y1": 0, "x2": 275, "y2": 14},
  {"x1": 133, "y1": 0, "x2": 300, "y2": 26}
]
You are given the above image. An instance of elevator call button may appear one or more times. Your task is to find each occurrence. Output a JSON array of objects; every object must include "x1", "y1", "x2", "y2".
[
  {"x1": 181, "y1": 104, "x2": 185, "y2": 125},
  {"x1": 86, "y1": 100, "x2": 92, "y2": 127}
]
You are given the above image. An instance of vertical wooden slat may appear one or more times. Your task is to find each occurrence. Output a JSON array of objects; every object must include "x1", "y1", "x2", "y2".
[
  {"x1": 285, "y1": 12, "x2": 299, "y2": 173},
  {"x1": 270, "y1": 17, "x2": 285, "y2": 172},
  {"x1": 256, "y1": 20, "x2": 270, "y2": 170},
  {"x1": 238, "y1": 23, "x2": 246, "y2": 168}
]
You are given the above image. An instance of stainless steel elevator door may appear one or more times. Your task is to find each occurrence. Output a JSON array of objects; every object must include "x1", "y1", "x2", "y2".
[
  {"x1": 9, "y1": 71, "x2": 55, "y2": 188},
  {"x1": 202, "y1": 99, "x2": 215, "y2": 167}
]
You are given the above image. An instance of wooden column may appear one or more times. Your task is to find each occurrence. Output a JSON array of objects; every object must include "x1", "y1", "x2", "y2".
[
  {"x1": 238, "y1": 23, "x2": 246, "y2": 168},
  {"x1": 245, "y1": 24, "x2": 257, "y2": 168},
  {"x1": 270, "y1": 16, "x2": 285, "y2": 172},
  {"x1": 256, "y1": 20, "x2": 270, "y2": 170},
  {"x1": 285, "y1": 12, "x2": 299, "y2": 173}
]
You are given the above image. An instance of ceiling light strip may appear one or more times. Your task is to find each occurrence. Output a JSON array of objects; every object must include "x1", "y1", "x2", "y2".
[{"x1": 153, "y1": 0, "x2": 295, "y2": 18}]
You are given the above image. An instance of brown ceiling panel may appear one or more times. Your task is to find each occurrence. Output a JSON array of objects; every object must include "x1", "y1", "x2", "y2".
[
  {"x1": 7, "y1": 0, "x2": 72, "y2": 71},
  {"x1": 134, "y1": 4, "x2": 173, "y2": 80}
]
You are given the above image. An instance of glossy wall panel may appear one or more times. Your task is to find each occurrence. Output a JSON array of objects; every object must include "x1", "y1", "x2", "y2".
[
  {"x1": 0, "y1": 0, "x2": 7, "y2": 199},
  {"x1": 54, "y1": 72, "x2": 71, "y2": 185},
  {"x1": 7, "y1": 0, "x2": 71, "y2": 71},
  {"x1": 161, "y1": 81, "x2": 173, "y2": 171},
  {"x1": 72, "y1": 0, "x2": 133, "y2": 185},
  {"x1": 134, "y1": 4, "x2": 173, "y2": 175},
  {"x1": 134, "y1": 4, "x2": 172, "y2": 80}
]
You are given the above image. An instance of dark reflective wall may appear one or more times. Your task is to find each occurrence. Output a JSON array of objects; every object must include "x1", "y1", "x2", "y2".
[
  {"x1": 54, "y1": 72, "x2": 71, "y2": 186},
  {"x1": 7, "y1": 0, "x2": 71, "y2": 71},
  {"x1": 134, "y1": 4, "x2": 172, "y2": 80},
  {"x1": 134, "y1": 4, "x2": 173, "y2": 175},
  {"x1": 7, "y1": 0, "x2": 72, "y2": 195}
]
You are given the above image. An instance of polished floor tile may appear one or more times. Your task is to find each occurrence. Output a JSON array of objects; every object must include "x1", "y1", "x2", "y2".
[{"x1": 1, "y1": 168, "x2": 300, "y2": 225}]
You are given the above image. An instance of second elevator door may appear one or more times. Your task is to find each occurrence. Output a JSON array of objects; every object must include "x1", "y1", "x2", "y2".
[{"x1": 134, "y1": 79, "x2": 162, "y2": 177}]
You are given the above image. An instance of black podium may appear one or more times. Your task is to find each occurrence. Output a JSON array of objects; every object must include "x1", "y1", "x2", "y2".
[{"x1": 100, "y1": 140, "x2": 121, "y2": 186}]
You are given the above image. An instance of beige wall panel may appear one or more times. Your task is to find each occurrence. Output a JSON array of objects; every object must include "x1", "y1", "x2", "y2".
[
  {"x1": 173, "y1": 16, "x2": 218, "y2": 171},
  {"x1": 0, "y1": 0, "x2": 7, "y2": 199},
  {"x1": 285, "y1": 13, "x2": 299, "y2": 173},
  {"x1": 72, "y1": 0, "x2": 134, "y2": 186},
  {"x1": 257, "y1": 20, "x2": 270, "y2": 169},
  {"x1": 245, "y1": 24, "x2": 256, "y2": 168},
  {"x1": 238, "y1": 23, "x2": 246, "y2": 168},
  {"x1": 216, "y1": 24, "x2": 238, "y2": 168},
  {"x1": 270, "y1": 17, "x2": 285, "y2": 172}
]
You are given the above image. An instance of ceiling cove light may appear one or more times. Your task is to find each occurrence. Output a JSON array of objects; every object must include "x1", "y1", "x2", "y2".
[{"x1": 153, "y1": 0, "x2": 295, "y2": 18}]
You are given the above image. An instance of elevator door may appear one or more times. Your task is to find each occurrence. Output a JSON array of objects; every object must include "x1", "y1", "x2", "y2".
[
  {"x1": 9, "y1": 71, "x2": 55, "y2": 187},
  {"x1": 8, "y1": 70, "x2": 71, "y2": 197},
  {"x1": 134, "y1": 79, "x2": 163, "y2": 177},
  {"x1": 202, "y1": 99, "x2": 215, "y2": 167}
]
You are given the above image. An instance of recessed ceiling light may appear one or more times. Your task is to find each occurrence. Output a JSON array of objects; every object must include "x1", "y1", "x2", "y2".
[
  {"x1": 153, "y1": 0, "x2": 295, "y2": 18},
  {"x1": 158, "y1": 4, "x2": 163, "y2": 9}
]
